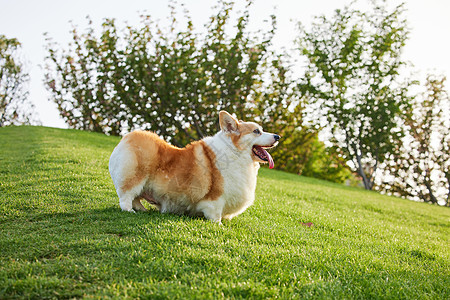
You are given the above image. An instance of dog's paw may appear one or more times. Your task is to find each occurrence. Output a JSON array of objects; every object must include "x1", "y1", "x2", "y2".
[
  {"x1": 212, "y1": 219, "x2": 222, "y2": 225},
  {"x1": 205, "y1": 216, "x2": 222, "y2": 225}
]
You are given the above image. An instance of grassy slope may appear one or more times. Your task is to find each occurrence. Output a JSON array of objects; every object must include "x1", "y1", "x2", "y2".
[{"x1": 0, "y1": 126, "x2": 449, "y2": 299}]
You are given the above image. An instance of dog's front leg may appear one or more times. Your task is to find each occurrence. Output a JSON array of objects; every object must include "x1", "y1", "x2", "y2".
[{"x1": 196, "y1": 198, "x2": 224, "y2": 224}]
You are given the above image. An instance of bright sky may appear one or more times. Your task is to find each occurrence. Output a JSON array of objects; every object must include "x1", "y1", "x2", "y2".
[{"x1": 1, "y1": 0, "x2": 449, "y2": 128}]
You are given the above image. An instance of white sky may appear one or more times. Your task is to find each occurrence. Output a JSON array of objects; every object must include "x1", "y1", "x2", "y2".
[{"x1": 1, "y1": 0, "x2": 449, "y2": 128}]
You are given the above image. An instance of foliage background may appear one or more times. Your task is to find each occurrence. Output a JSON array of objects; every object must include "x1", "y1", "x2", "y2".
[{"x1": 0, "y1": 35, "x2": 38, "y2": 127}]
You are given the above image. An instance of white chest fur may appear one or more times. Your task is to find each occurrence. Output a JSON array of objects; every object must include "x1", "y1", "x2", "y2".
[{"x1": 203, "y1": 133, "x2": 260, "y2": 217}]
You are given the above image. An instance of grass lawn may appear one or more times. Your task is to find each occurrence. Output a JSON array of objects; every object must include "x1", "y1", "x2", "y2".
[{"x1": 0, "y1": 126, "x2": 449, "y2": 299}]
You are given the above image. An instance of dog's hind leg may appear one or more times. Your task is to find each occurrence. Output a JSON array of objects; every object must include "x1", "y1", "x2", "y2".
[
  {"x1": 119, "y1": 194, "x2": 135, "y2": 212},
  {"x1": 132, "y1": 198, "x2": 148, "y2": 212},
  {"x1": 118, "y1": 181, "x2": 146, "y2": 213},
  {"x1": 141, "y1": 191, "x2": 161, "y2": 210}
]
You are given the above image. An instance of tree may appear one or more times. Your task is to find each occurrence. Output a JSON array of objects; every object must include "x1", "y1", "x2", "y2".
[
  {"x1": 0, "y1": 35, "x2": 36, "y2": 127},
  {"x1": 297, "y1": 0, "x2": 411, "y2": 190},
  {"x1": 377, "y1": 75, "x2": 450, "y2": 205},
  {"x1": 44, "y1": 1, "x2": 277, "y2": 144},
  {"x1": 253, "y1": 55, "x2": 353, "y2": 183}
]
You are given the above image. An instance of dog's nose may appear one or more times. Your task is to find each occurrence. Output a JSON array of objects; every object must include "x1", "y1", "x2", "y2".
[{"x1": 274, "y1": 135, "x2": 281, "y2": 141}]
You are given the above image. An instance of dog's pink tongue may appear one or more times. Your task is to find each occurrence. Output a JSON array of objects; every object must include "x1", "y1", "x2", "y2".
[{"x1": 262, "y1": 148, "x2": 274, "y2": 169}]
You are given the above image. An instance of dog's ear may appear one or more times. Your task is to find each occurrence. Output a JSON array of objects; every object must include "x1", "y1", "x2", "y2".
[{"x1": 219, "y1": 111, "x2": 239, "y2": 134}]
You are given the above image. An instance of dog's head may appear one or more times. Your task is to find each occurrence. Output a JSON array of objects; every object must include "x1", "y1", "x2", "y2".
[{"x1": 219, "y1": 111, "x2": 280, "y2": 169}]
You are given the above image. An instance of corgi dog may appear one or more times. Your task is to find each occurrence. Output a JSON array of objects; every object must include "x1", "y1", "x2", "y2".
[{"x1": 108, "y1": 111, "x2": 280, "y2": 223}]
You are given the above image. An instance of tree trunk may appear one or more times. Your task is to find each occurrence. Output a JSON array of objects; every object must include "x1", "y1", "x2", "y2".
[
  {"x1": 446, "y1": 174, "x2": 450, "y2": 206},
  {"x1": 424, "y1": 181, "x2": 438, "y2": 204},
  {"x1": 356, "y1": 153, "x2": 373, "y2": 190}
]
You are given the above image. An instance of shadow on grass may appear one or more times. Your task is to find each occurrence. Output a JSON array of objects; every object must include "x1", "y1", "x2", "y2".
[
  {"x1": 10, "y1": 206, "x2": 197, "y2": 226},
  {"x1": 2, "y1": 206, "x2": 211, "y2": 263}
]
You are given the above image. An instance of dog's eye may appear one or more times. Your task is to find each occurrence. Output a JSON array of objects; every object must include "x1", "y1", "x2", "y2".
[{"x1": 253, "y1": 129, "x2": 261, "y2": 135}]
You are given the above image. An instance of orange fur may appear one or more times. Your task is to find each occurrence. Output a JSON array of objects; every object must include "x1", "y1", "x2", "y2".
[{"x1": 121, "y1": 131, "x2": 223, "y2": 203}]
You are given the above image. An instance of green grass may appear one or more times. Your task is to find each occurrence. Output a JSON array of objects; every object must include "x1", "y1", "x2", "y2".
[{"x1": 0, "y1": 126, "x2": 449, "y2": 299}]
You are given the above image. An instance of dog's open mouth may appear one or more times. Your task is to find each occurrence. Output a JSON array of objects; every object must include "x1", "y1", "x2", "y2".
[{"x1": 252, "y1": 145, "x2": 274, "y2": 169}]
